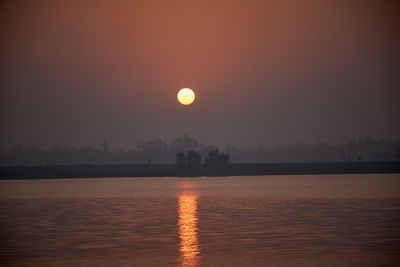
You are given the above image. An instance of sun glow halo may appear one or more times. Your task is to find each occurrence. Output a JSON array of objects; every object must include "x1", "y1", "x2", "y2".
[{"x1": 177, "y1": 88, "x2": 195, "y2": 105}]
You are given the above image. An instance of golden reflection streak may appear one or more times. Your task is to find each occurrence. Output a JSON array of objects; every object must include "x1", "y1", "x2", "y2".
[{"x1": 178, "y1": 187, "x2": 200, "y2": 267}]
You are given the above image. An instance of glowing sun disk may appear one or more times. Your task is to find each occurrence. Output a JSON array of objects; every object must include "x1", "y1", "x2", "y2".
[{"x1": 177, "y1": 88, "x2": 195, "y2": 105}]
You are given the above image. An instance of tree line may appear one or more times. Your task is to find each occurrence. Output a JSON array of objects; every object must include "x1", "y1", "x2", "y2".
[
  {"x1": 0, "y1": 136, "x2": 399, "y2": 167},
  {"x1": 176, "y1": 149, "x2": 229, "y2": 169}
]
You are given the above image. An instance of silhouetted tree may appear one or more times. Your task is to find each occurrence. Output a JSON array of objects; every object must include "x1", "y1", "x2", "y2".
[
  {"x1": 102, "y1": 139, "x2": 109, "y2": 152},
  {"x1": 187, "y1": 150, "x2": 202, "y2": 169},
  {"x1": 205, "y1": 149, "x2": 229, "y2": 168},
  {"x1": 176, "y1": 152, "x2": 186, "y2": 168}
]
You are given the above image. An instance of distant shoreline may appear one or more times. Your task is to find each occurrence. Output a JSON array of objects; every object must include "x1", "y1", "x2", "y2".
[{"x1": 0, "y1": 161, "x2": 399, "y2": 180}]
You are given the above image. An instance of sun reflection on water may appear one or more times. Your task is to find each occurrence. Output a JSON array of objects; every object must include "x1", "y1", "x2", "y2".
[{"x1": 178, "y1": 182, "x2": 200, "y2": 266}]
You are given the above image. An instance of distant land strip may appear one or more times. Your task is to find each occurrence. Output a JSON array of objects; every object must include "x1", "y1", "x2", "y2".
[{"x1": 0, "y1": 161, "x2": 399, "y2": 179}]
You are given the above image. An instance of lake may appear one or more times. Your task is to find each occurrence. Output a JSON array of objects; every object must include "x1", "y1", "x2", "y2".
[{"x1": 0, "y1": 174, "x2": 399, "y2": 266}]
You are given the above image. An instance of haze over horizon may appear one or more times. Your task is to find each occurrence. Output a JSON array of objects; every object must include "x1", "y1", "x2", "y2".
[{"x1": 1, "y1": 0, "x2": 399, "y2": 150}]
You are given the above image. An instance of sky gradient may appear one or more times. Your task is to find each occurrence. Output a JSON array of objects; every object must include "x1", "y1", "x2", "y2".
[{"x1": 1, "y1": 0, "x2": 399, "y2": 150}]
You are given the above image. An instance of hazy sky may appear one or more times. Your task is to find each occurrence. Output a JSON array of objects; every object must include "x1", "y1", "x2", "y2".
[{"x1": 1, "y1": 0, "x2": 399, "y2": 150}]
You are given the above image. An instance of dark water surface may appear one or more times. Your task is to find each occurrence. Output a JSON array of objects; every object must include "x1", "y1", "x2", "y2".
[{"x1": 0, "y1": 174, "x2": 399, "y2": 266}]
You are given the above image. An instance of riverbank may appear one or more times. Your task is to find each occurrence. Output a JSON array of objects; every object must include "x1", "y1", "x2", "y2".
[{"x1": 0, "y1": 161, "x2": 399, "y2": 179}]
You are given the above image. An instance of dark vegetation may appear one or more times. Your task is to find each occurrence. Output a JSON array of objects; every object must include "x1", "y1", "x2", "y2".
[
  {"x1": 176, "y1": 149, "x2": 229, "y2": 169},
  {"x1": 2, "y1": 136, "x2": 400, "y2": 178},
  {"x1": 174, "y1": 149, "x2": 230, "y2": 175},
  {"x1": 1, "y1": 137, "x2": 399, "y2": 179},
  {"x1": 1, "y1": 136, "x2": 399, "y2": 167},
  {"x1": 204, "y1": 149, "x2": 229, "y2": 168}
]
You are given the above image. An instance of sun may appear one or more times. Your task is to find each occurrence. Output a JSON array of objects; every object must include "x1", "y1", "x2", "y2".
[{"x1": 177, "y1": 88, "x2": 195, "y2": 105}]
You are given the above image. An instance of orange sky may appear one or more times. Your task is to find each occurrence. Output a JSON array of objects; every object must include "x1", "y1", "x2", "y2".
[{"x1": 1, "y1": 0, "x2": 399, "y2": 149}]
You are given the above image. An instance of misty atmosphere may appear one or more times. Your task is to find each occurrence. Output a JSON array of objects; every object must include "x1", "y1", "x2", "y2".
[
  {"x1": 1, "y1": 135, "x2": 399, "y2": 167},
  {"x1": 1, "y1": 1, "x2": 400, "y2": 266},
  {"x1": 1, "y1": 1, "x2": 399, "y2": 151}
]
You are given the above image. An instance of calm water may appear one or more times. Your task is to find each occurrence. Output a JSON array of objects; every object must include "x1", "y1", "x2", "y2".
[{"x1": 0, "y1": 174, "x2": 400, "y2": 266}]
